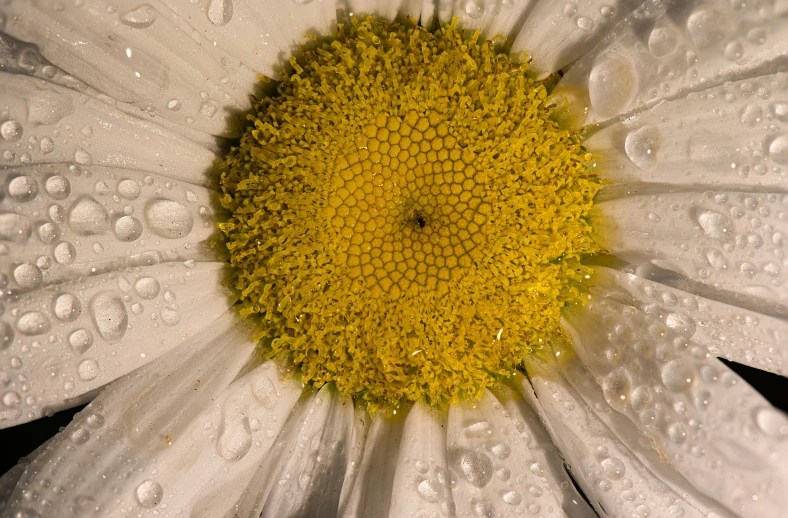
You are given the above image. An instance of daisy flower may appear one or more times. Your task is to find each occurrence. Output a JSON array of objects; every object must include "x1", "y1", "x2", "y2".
[{"x1": 1, "y1": 1, "x2": 787, "y2": 517}]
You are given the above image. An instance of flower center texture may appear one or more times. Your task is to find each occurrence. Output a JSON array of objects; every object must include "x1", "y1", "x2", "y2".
[{"x1": 218, "y1": 17, "x2": 601, "y2": 410}]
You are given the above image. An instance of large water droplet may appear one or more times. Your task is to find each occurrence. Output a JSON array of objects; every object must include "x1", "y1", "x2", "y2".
[
  {"x1": 217, "y1": 414, "x2": 252, "y2": 461},
  {"x1": 686, "y1": 9, "x2": 725, "y2": 48},
  {"x1": 8, "y1": 175, "x2": 38, "y2": 202},
  {"x1": 600, "y1": 457, "x2": 625, "y2": 479},
  {"x1": 464, "y1": 420, "x2": 492, "y2": 438},
  {"x1": 460, "y1": 450, "x2": 493, "y2": 488},
  {"x1": 37, "y1": 222, "x2": 59, "y2": 244},
  {"x1": 588, "y1": 56, "x2": 638, "y2": 118},
  {"x1": 77, "y1": 359, "x2": 100, "y2": 381},
  {"x1": 602, "y1": 368, "x2": 632, "y2": 407},
  {"x1": 90, "y1": 291, "x2": 128, "y2": 342},
  {"x1": 697, "y1": 210, "x2": 733, "y2": 240},
  {"x1": 13, "y1": 263, "x2": 42, "y2": 289},
  {"x1": 134, "y1": 277, "x2": 160, "y2": 299},
  {"x1": 53, "y1": 241, "x2": 76, "y2": 265},
  {"x1": 54, "y1": 293, "x2": 82, "y2": 321},
  {"x1": 665, "y1": 312, "x2": 696, "y2": 338},
  {"x1": 16, "y1": 311, "x2": 50, "y2": 335},
  {"x1": 417, "y1": 478, "x2": 443, "y2": 503},
  {"x1": 502, "y1": 490, "x2": 522, "y2": 505},
  {"x1": 68, "y1": 328, "x2": 94, "y2": 353},
  {"x1": 661, "y1": 360, "x2": 695, "y2": 392},
  {"x1": 648, "y1": 26, "x2": 678, "y2": 57},
  {"x1": 68, "y1": 196, "x2": 109, "y2": 236},
  {"x1": 117, "y1": 179, "x2": 140, "y2": 200},
  {"x1": 768, "y1": 135, "x2": 788, "y2": 165},
  {"x1": 1, "y1": 120, "x2": 23, "y2": 141},
  {"x1": 754, "y1": 407, "x2": 788, "y2": 439},
  {"x1": 120, "y1": 4, "x2": 158, "y2": 28},
  {"x1": 2, "y1": 390, "x2": 21, "y2": 408},
  {"x1": 144, "y1": 199, "x2": 194, "y2": 239},
  {"x1": 624, "y1": 125, "x2": 661, "y2": 170},
  {"x1": 113, "y1": 215, "x2": 143, "y2": 242},
  {"x1": 474, "y1": 500, "x2": 495, "y2": 518},
  {"x1": 207, "y1": 0, "x2": 233, "y2": 26},
  {"x1": 135, "y1": 480, "x2": 163, "y2": 508}
]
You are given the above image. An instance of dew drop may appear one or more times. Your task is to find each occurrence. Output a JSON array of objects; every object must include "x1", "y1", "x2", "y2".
[
  {"x1": 40, "y1": 137, "x2": 55, "y2": 154},
  {"x1": 624, "y1": 125, "x2": 661, "y2": 170},
  {"x1": 474, "y1": 500, "x2": 495, "y2": 518},
  {"x1": 588, "y1": 56, "x2": 637, "y2": 118},
  {"x1": 697, "y1": 210, "x2": 733, "y2": 240},
  {"x1": 161, "y1": 307, "x2": 180, "y2": 327},
  {"x1": 8, "y1": 175, "x2": 38, "y2": 202},
  {"x1": 648, "y1": 26, "x2": 678, "y2": 57},
  {"x1": 53, "y1": 241, "x2": 76, "y2": 265},
  {"x1": 251, "y1": 372, "x2": 278, "y2": 408},
  {"x1": 36, "y1": 222, "x2": 59, "y2": 244},
  {"x1": 144, "y1": 199, "x2": 194, "y2": 239},
  {"x1": 464, "y1": 420, "x2": 491, "y2": 438},
  {"x1": 113, "y1": 215, "x2": 143, "y2": 242},
  {"x1": 68, "y1": 196, "x2": 109, "y2": 236},
  {"x1": 771, "y1": 102, "x2": 788, "y2": 122},
  {"x1": 667, "y1": 421, "x2": 688, "y2": 443},
  {"x1": 77, "y1": 359, "x2": 100, "y2": 381},
  {"x1": 417, "y1": 478, "x2": 443, "y2": 503},
  {"x1": 68, "y1": 328, "x2": 94, "y2": 353},
  {"x1": 135, "y1": 480, "x2": 163, "y2": 508},
  {"x1": 576, "y1": 17, "x2": 594, "y2": 32},
  {"x1": 502, "y1": 490, "x2": 522, "y2": 505},
  {"x1": 460, "y1": 450, "x2": 493, "y2": 488},
  {"x1": 134, "y1": 277, "x2": 160, "y2": 299},
  {"x1": 217, "y1": 414, "x2": 252, "y2": 460},
  {"x1": 89, "y1": 291, "x2": 128, "y2": 342},
  {"x1": 754, "y1": 407, "x2": 788, "y2": 439},
  {"x1": 2, "y1": 391, "x2": 21, "y2": 408},
  {"x1": 167, "y1": 99, "x2": 182, "y2": 111},
  {"x1": 74, "y1": 148, "x2": 92, "y2": 166},
  {"x1": 600, "y1": 457, "x2": 625, "y2": 479},
  {"x1": 490, "y1": 442, "x2": 510, "y2": 460},
  {"x1": 0, "y1": 120, "x2": 23, "y2": 142},
  {"x1": 768, "y1": 135, "x2": 788, "y2": 165},
  {"x1": 70, "y1": 427, "x2": 90, "y2": 444},
  {"x1": 117, "y1": 179, "x2": 141, "y2": 200},
  {"x1": 464, "y1": 0, "x2": 484, "y2": 19},
  {"x1": 13, "y1": 263, "x2": 42, "y2": 290},
  {"x1": 661, "y1": 360, "x2": 695, "y2": 392},
  {"x1": 16, "y1": 311, "x2": 50, "y2": 336},
  {"x1": 45, "y1": 175, "x2": 70, "y2": 200},
  {"x1": 602, "y1": 368, "x2": 631, "y2": 407},
  {"x1": 120, "y1": 4, "x2": 158, "y2": 28},
  {"x1": 54, "y1": 293, "x2": 82, "y2": 321}
]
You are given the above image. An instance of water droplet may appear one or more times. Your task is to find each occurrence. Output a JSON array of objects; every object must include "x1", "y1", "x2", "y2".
[
  {"x1": 602, "y1": 368, "x2": 631, "y2": 407},
  {"x1": 135, "y1": 480, "x2": 163, "y2": 508},
  {"x1": 40, "y1": 137, "x2": 55, "y2": 154},
  {"x1": 16, "y1": 311, "x2": 50, "y2": 335},
  {"x1": 624, "y1": 126, "x2": 661, "y2": 170},
  {"x1": 251, "y1": 372, "x2": 277, "y2": 408},
  {"x1": 697, "y1": 210, "x2": 733, "y2": 240},
  {"x1": 490, "y1": 442, "x2": 510, "y2": 459},
  {"x1": 68, "y1": 196, "x2": 109, "y2": 236},
  {"x1": 74, "y1": 148, "x2": 92, "y2": 166},
  {"x1": 464, "y1": 420, "x2": 491, "y2": 438},
  {"x1": 36, "y1": 222, "x2": 59, "y2": 244},
  {"x1": 460, "y1": 450, "x2": 493, "y2": 488},
  {"x1": 723, "y1": 40, "x2": 743, "y2": 61},
  {"x1": 3, "y1": 390, "x2": 21, "y2": 408},
  {"x1": 588, "y1": 56, "x2": 637, "y2": 118},
  {"x1": 0, "y1": 120, "x2": 23, "y2": 141},
  {"x1": 771, "y1": 102, "x2": 788, "y2": 122},
  {"x1": 53, "y1": 241, "x2": 76, "y2": 265},
  {"x1": 665, "y1": 312, "x2": 696, "y2": 338},
  {"x1": 68, "y1": 328, "x2": 94, "y2": 353},
  {"x1": 117, "y1": 179, "x2": 140, "y2": 200},
  {"x1": 217, "y1": 414, "x2": 252, "y2": 460},
  {"x1": 474, "y1": 500, "x2": 495, "y2": 518},
  {"x1": 648, "y1": 26, "x2": 678, "y2": 57},
  {"x1": 144, "y1": 199, "x2": 194, "y2": 239},
  {"x1": 167, "y1": 99, "x2": 182, "y2": 111},
  {"x1": 199, "y1": 100, "x2": 219, "y2": 119},
  {"x1": 161, "y1": 307, "x2": 180, "y2": 326},
  {"x1": 45, "y1": 175, "x2": 70, "y2": 200},
  {"x1": 502, "y1": 490, "x2": 522, "y2": 505},
  {"x1": 415, "y1": 460, "x2": 430, "y2": 474},
  {"x1": 705, "y1": 248, "x2": 728, "y2": 270},
  {"x1": 754, "y1": 407, "x2": 788, "y2": 439},
  {"x1": 464, "y1": 0, "x2": 484, "y2": 19},
  {"x1": 576, "y1": 17, "x2": 594, "y2": 32},
  {"x1": 8, "y1": 175, "x2": 38, "y2": 202},
  {"x1": 113, "y1": 215, "x2": 143, "y2": 241},
  {"x1": 120, "y1": 4, "x2": 158, "y2": 28},
  {"x1": 90, "y1": 291, "x2": 128, "y2": 342},
  {"x1": 768, "y1": 135, "x2": 788, "y2": 165},
  {"x1": 417, "y1": 478, "x2": 443, "y2": 503},
  {"x1": 600, "y1": 457, "x2": 625, "y2": 479},
  {"x1": 134, "y1": 277, "x2": 160, "y2": 299},
  {"x1": 77, "y1": 358, "x2": 99, "y2": 381},
  {"x1": 70, "y1": 427, "x2": 90, "y2": 444},
  {"x1": 13, "y1": 263, "x2": 42, "y2": 289},
  {"x1": 667, "y1": 421, "x2": 688, "y2": 443},
  {"x1": 686, "y1": 9, "x2": 725, "y2": 48},
  {"x1": 54, "y1": 293, "x2": 82, "y2": 321},
  {"x1": 661, "y1": 360, "x2": 695, "y2": 392}
]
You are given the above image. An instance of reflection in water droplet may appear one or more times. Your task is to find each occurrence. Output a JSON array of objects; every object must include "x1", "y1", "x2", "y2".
[
  {"x1": 90, "y1": 291, "x2": 128, "y2": 342},
  {"x1": 135, "y1": 480, "x2": 163, "y2": 508}
]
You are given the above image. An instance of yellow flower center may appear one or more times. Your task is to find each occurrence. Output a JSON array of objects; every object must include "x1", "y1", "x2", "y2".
[{"x1": 218, "y1": 17, "x2": 601, "y2": 411}]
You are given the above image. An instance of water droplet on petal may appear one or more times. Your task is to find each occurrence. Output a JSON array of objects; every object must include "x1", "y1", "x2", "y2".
[
  {"x1": 134, "y1": 277, "x2": 160, "y2": 299},
  {"x1": 768, "y1": 135, "x2": 788, "y2": 165},
  {"x1": 588, "y1": 56, "x2": 638, "y2": 118},
  {"x1": 600, "y1": 457, "x2": 625, "y2": 479},
  {"x1": 624, "y1": 126, "x2": 661, "y2": 170},
  {"x1": 144, "y1": 199, "x2": 194, "y2": 239},
  {"x1": 502, "y1": 490, "x2": 522, "y2": 505},
  {"x1": 661, "y1": 360, "x2": 695, "y2": 392},
  {"x1": 697, "y1": 210, "x2": 733, "y2": 240},
  {"x1": 0, "y1": 120, "x2": 23, "y2": 141},
  {"x1": 113, "y1": 215, "x2": 143, "y2": 241},
  {"x1": 68, "y1": 328, "x2": 94, "y2": 353},
  {"x1": 754, "y1": 407, "x2": 788, "y2": 439},
  {"x1": 8, "y1": 175, "x2": 38, "y2": 202},
  {"x1": 460, "y1": 450, "x2": 493, "y2": 488},
  {"x1": 54, "y1": 293, "x2": 82, "y2": 321},
  {"x1": 45, "y1": 175, "x2": 70, "y2": 200},
  {"x1": 207, "y1": 0, "x2": 233, "y2": 26},
  {"x1": 90, "y1": 291, "x2": 128, "y2": 342},
  {"x1": 68, "y1": 196, "x2": 109, "y2": 236},
  {"x1": 135, "y1": 480, "x2": 163, "y2": 508},
  {"x1": 417, "y1": 478, "x2": 443, "y2": 503},
  {"x1": 16, "y1": 311, "x2": 50, "y2": 336},
  {"x1": 77, "y1": 358, "x2": 99, "y2": 381},
  {"x1": 13, "y1": 263, "x2": 42, "y2": 289},
  {"x1": 120, "y1": 4, "x2": 158, "y2": 28}
]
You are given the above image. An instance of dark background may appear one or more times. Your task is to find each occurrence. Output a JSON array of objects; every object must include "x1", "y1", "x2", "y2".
[{"x1": 0, "y1": 359, "x2": 786, "y2": 477}]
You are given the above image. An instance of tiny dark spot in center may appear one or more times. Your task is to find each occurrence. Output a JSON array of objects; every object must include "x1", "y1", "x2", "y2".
[{"x1": 416, "y1": 216, "x2": 426, "y2": 228}]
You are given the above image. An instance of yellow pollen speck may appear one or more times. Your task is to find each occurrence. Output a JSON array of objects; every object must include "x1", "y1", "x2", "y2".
[{"x1": 217, "y1": 17, "x2": 601, "y2": 412}]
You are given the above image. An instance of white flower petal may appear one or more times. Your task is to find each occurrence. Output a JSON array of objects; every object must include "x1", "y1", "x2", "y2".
[
  {"x1": 1, "y1": 312, "x2": 256, "y2": 516},
  {"x1": 337, "y1": 406, "x2": 372, "y2": 516},
  {"x1": 446, "y1": 390, "x2": 566, "y2": 518},
  {"x1": 563, "y1": 295, "x2": 788, "y2": 517},
  {"x1": 595, "y1": 191, "x2": 788, "y2": 315},
  {"x1": 0, "y1": 438, "x2": 51, "y2": 508},
  {"x1": 585, "y1": 73, "x2": 788, "y2": 191},
  {"x1": 0, "y1": 0, "x2": 260, "y2": 137},
  {"x1": 553, "y1": 0, "x2": 788, "y2": 126},
  {"x1": 495, "y1": 375, "x2": 598, "y2": 518},
  {"x1": 339, "y1": 412, "x2": 405, "y2": 517},
  {"x1": 161, "y1": 0, "x2": 337, "y2": 82},
  {"x1": 389, "y1": 404, "x2": 455, "y2": 517},
  {"x1": 1, "y1": 165, "x2": 220, "y2": 293},
  {"x1": 526, "y1": 356, "x2": 719, "y2": 518},
  {"x1": 0, "y1": 261, "x2": 235, "y2": 428},
  {"x1": 155, "y1": 361, "x2": 302, "y2": 518},
  {"x1": 511, "y1": 0, "x2": 643, "y2": 77},
  {"x1": 348, "y1": 0, "x2": 412, "y2": 20},
  {"x1": 592, "y1": 266, "x2": 788, "y2": 376},
  {"x1": 437, "y1": 0, "x2": 538, "y2": 40},
  {"x1": 259, "y1": 385, "x2": 355, "y2": 518},
  {"x1": 0, "y1": 72, "x2": 216, "y2": 184}
]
